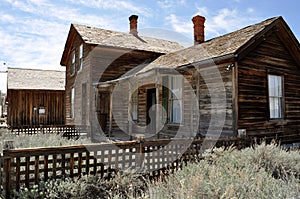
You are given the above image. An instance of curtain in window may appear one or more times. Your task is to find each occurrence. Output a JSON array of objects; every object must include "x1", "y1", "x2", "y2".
[
  {"x1": 132, "y1": 91, "x2": 138, "y2": 121},
  {"x1": 170, "y1": 76, "x2": 182, "y2": 123},
  {"x1": 268, "y1": 75, "x2": 283, "y2": 119}
]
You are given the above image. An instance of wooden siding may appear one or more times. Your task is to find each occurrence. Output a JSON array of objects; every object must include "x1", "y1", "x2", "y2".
[
  {"x1": 189, "y1": 63, "x2": 234, "y2": 137},
  {"x1": 65, "y1": 33, "x2": 91, "y2": 125},
  {"x1": 7, "y1": 90, "x2": 65, "y2": 128},
  {"x1": 238, "y1": 33, "x2": 300, "y2": 137}
]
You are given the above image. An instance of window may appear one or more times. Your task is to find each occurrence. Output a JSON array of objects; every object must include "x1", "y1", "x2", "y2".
[
  {"x1": 131, "y1": 90, "x2": 138, "y2": 121},
  {"x1": 169, "y1": 76, "x2": 183, "y2": 123},
  {"x1": 70, "y1": 87, "x2": 75, "y2": 118},
  {"x1": 71, "y1": 51, "x2": 76, "y2": 75},
  {"x1": 78, "y1": 44, "x2": 83, "y2": 71},
  {"x1": 268, "y1": 74, "x2": 283, "y2": 119},
  {"x1": 39, "y1": 107, "x2": 46, "y2": 115}
]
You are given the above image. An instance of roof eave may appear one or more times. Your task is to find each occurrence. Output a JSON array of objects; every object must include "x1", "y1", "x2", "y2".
[
  {"x1": 178, "y1": 53, "x2": 237, "y2": 70},
  {"x1": 60, "y1": 24, "x2": 77, "y2": 66}
]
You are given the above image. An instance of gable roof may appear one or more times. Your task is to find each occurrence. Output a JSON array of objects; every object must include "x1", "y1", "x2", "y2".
[
  {"x1": 60, "y1": 24, "x2": 184, "y2": 66},
  {"x1": 7, "y1": 68, "x2": 65, "y2": 91},
  {"x1": 137, "y1": 16, "x2": 300, "y2": 74}
]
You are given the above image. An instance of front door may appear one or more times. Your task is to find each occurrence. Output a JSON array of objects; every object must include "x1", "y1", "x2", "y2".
[{"x1": 146, "y1": 88, "x2": 156, "y2": 133}]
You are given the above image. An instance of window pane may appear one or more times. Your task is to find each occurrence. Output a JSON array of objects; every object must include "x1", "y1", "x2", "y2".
[
  {"x1": 78, "y1": 45, "x2": 83, "y2": 71},
  {"x1": 71, "y1": 51, "x2": 75, "y2": 75},
  {"x1": 268, "y1": 74, "x2": 283, "y2": 119},
  {"x1": 132, "y1": 91, "x2": 138, "y2": 121},
  {"x1": 171, "y1": 99, "x2": 182, "y2": 123},
  {"x1": 169, "y1": 76, "x2": 183, "y2": 123},
  {"x1": 71, "y1": 88, "x2": 75, "y2": 118}
]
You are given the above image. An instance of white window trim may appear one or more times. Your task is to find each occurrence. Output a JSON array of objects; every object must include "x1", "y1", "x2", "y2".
[
  {"x1": 78, "y1": 44, "x2": 83, "y2": 72},
  {"x1": 268, "y1": 74, "x2": 284, "y2": 119},
  {"x1": 169, "y1": 76, "x2": 183, "y2": 124},
  {"x1": 70, "y1": 50, "x2": 76, "y2": 76},
  {"x1": 131, "y1": 90, "x2": 138, "y2": 121},
  {"x1": 70, "y1": 87, "x2": 75, "y2": 119}
]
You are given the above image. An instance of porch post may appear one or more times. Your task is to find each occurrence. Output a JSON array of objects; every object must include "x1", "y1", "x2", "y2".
[
  {"x1": 128, "y1": 79, "x2": 133, "y2": 140},
  {"x1": 108, "y1": 87, "x2": 113, "y2": 138},
  {"x1": 155, "y1": 69, "x2": 160, "y2": 139}
]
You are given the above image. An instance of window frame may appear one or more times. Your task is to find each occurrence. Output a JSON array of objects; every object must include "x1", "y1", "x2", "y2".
[
  {"x1": 131, "y1": 90, "x2": 138, "y2": 121},
  {"x1": 70, "y1": 87, "x2": 75, "y2": 119},
  {"x1": 78, "y1": 44, "x2": 83, "y2": 71},
  {"x1": 267, "y1": 74, "x2": 284, "y2": 120},
  {"x1": 70, "y1": 50, "x2": 76, "y2": 76},
  {"x1": 169, "y1": 76, "x2": 183, "y2": 124}
]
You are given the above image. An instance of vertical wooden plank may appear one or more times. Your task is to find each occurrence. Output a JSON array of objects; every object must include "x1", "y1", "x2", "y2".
[
  {"x1": 86, "y1": 151, "x2": 90, "y2": 175},
  {"x1": 25, "y1": 156, "x2": 30, "y2": 188},
  {"x1": 128, "y1": 80, "x2": 133, "y2": 139},
  {"x1": 52, "y1": 155, "x2": 57, "y2": 178},
  {"x1": 34, "y1": 156, "x2": 39, "y2": 184},
  {"x1": 78, "y1": 152, "x2": 82, "y2": 177},
  {"x1": 15, "y1": 157, "x2": 20, "y2": 192},
  {"x1": 70, "y1": 153, "x2": 74, "y2": 178},
  {"x1": 44, "y1": 155, "x2": 48, "y2": 181},
  {"x1": 109, "y1": 90, "x2": 113, "y2": 137},
  {"x1": 93, "y1": 152, "x2": 97, "y2": 175},
  {"x1": 5, "y1": 158, "x2": 11, "y2": 199},
  {"x1": 232, "y1": 62, "x2": 239, "y2": 136},
  {"x1": 62, "y1": 154, "x2": 66, "y2": 176},
  {"x1": 100, "y1": 150, "x2": 105, "y2": 178},
  {"x1": 155, "y1": 69, "x2": 160, "y2": 138}
]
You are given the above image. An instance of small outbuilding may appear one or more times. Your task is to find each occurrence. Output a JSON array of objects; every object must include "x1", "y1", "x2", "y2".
[{"x1": 6, "y1": 68, "x2": 65, "y2": 128}]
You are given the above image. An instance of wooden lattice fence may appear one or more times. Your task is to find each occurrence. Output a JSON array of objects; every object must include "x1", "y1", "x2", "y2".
[{"x1": 0, "y1": 137, "x2": 251, "y2": 198}]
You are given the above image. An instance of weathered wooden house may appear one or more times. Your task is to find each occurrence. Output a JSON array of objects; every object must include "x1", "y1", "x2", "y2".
[
  {"x1": 60, "y1": 15, "x2": 184, "y2": 138},
  {"x1": 62, "y1": 15, "x2": 300, "y2": 143},
  {"x1": 6, "y1": 68, "x2": 65, "y2": 128}
]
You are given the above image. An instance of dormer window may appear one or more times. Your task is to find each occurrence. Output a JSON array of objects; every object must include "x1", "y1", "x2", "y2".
[
  {"x1": 78, "y1": 44, "x2": 83, "y2": 71},
  {"x1": 71, "y1": 50, "x2": 76, "y2": 75}
]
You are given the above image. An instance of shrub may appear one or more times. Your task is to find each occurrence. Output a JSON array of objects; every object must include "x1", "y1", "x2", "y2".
[
  {"x1": 15, "y1": 171, "x2": 147, "y2": 199},
  {"x1": 0, "y1": 133, "x2": 92, "y2": 149},
  {"x1": 148, "y1": 143, "x2": 300, "y2": 199},
  {"x1": 14, "y1": 143, "x2": 300, "y2": 199}
]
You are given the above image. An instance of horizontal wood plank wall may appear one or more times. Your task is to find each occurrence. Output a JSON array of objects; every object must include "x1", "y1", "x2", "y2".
[
  {"x1": 65, "y1": 33, "x2": 92, "y2": 126},
  {"x1": 7, "y1": 90, "x2": 65, "y2": 128},
  {"x1": 196, "y1": 63, "x2": 234, "y2": 137},
  {"x1": 238, "y1": 33, "x2": 300, "y2": 137}
]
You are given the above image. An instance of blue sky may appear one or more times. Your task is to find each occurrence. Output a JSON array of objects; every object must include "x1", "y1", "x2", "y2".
[{"x1": 0, "y1": 0, "x2": 299, "y2": 92}]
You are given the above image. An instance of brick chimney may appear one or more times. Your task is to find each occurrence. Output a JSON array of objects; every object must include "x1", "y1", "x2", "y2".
[
  {"x1": 129, "y1": 15, "x2": 138, "y2": 36},
  {"x1": 192, "y1": 15, "x2": 206, "y2": 45}
]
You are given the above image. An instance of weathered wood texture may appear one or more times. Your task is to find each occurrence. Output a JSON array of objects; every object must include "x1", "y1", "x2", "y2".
[
  {"x1": 238, "y1": 33, "x2": 300, "y2": 137},
  {"x1": 193, "y1": 63, "x2": 234, "y2": 137},
  {"x1": 1, "y1": 137, "x2": 250, "y2": 198},
  {"x1": 64, "y1": 32, "x2": 161, "y2": 128},
  {"x1": 7, "y1": 90, "x2": 65, "y2": 128}
]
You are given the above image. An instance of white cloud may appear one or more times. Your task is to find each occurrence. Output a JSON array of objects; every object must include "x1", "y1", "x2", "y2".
[
  {"x1": 158, "y1": 0, "x2": 187, "y2": 11},
  {"x1": 166, "y1": 14, "x2": 192, "y2": 34},
  {"x1": 195, "y1": 7, "x2": 258, "y2": 38},
  {"x1": 66, "y1": 0, "x2": 152, "y2": 17}
]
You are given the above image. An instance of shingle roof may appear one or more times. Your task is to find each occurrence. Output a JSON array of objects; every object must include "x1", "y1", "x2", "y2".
[
  {"x1": 73, "y1": 24, "x2": 184, "y2": 54},
  {"x1": 137, "y1": 17, "x2": 280, "y2": 74},
  {"x1": 7, "y1": 68, "x2": 65, "y2": 90}
]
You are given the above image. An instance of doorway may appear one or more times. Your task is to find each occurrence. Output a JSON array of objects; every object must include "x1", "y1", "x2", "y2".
[{"x1": 146, "y1": 88, "x2": 156, "y2": 133}]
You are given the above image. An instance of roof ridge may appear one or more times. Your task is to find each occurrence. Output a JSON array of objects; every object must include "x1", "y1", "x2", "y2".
[
  {"x1": 72, "y1": 23, "x2": 184, "y2": 45},
  {"x1": 204, "y1": 16, "x2": 281, "y2": 44},
  {"x1": 8, "y1": 67, "x2": 65, "y2": 73}
]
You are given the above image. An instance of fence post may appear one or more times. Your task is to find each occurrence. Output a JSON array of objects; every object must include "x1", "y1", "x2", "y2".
[
  {"x1": 3, "y1": 140, "x2": 14, "y2": 199},
  {"x1": 136, "y1": 134, "x2": 145, "y2": 171}
]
